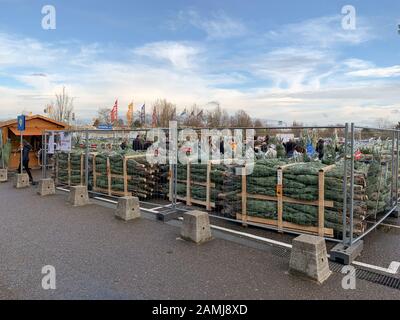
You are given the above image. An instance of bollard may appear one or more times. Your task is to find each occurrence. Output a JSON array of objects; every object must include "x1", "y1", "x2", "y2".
[
  {"x1": 14, "y1": 173, "x2": 29, "y2": 189},
  {"x1": 289, "y1": 234, "x2": 331, "y2": 284},
  {"x1": 68, "y1": 185, "x2": 90, "y2": 206},
  {"x1": 180, "y1": 210, "x2": 212, "y2": 244},
  {"x1": 115, "y1": 196, "x2": 140, "y2": 221},
  {"x1": 0, "y1": 169, "x2": 7, "y2": 182},
  {"x1": 37, "y1": 178, "x2": 56, "y2": 196}
]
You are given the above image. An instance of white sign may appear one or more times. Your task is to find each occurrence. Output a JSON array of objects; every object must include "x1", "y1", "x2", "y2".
[
  {"x1": 60, "y1": 132, "x2": 72, "y2": 152},
  {"x1": 47, "y1": 132, "x2": 55, "y2": 154}
]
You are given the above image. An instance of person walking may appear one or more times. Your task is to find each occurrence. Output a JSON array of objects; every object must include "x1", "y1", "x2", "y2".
[{"x1": 18, "y1": 140, "x2": 34, "y2": 184}]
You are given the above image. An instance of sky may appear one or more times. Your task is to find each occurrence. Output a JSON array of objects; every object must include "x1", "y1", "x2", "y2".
[{"x1": 0, "y1": 0, "x2": 399, "y2": 125}]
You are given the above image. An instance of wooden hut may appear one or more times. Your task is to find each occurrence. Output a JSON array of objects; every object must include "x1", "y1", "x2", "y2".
[{"x1": 0, "y1": 115, "x2": 69, "y2": 170}]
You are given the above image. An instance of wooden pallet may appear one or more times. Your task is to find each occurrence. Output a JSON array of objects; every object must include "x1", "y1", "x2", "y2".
[
  {"x1": 239, "y1": 163, "x2": 336, "y2": 237},
  {"x1": 55, "y1": 152, "x2": 85, "y2": 186},
  {"x1": 91, "y1": 153, "x2": 161, "y2": 198},
  {"x1": 169, "y1": 160, "x2": 216, "y2": 210}
]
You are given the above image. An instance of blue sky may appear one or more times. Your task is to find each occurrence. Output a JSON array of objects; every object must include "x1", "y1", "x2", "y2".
[{"x1": 0, "y1": 0, "x2": 400, "y2": 124}]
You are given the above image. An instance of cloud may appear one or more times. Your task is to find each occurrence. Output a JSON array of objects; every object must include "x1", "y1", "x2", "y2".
[
  {"x1": 133, "y1": 41, "x2": 201, "y2": 70},
  {"x1": 0, "y1": 32, "x2": 66, "y2": 69},
  {"x1": 250, "y1": 47, "x2": 336, "y2": 91},
  {"x1": 175, "y1": 10, "x2": 247, "y2": 40},
  {"x1": 342, "y1": 58, "x2": 375, "y2": 70},
  {"x1": 0, "y1": 13, "x2": 398, "y2": 127},
  {"x1": 347, "y1": 65, "x2": 400, "y2": 78},
  {"x1": 266, "y1": 15, "x2": 373, "y2": 48}
]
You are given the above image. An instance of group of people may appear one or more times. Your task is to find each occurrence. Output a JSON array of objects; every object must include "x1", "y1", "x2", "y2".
[
  {"x1": 117, "y1": 134, "x2": 326, "y2": 161},
  {"x1": 254, "y1": 135, "x2": 325, "y2": 160},
  {"x1": 282, "y1": 138, "x2": 324, "y2": 160},
  {"x1": 120, "y1": 135, "x2": 153, "y2": 152}
]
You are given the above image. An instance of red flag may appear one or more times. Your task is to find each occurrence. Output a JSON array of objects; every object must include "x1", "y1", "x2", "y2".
[{"x1": 111, "y1": 100, "x2": 118, "y2": 123}]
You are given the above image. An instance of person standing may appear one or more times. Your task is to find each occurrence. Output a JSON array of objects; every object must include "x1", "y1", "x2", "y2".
[
  {"x1": 120, "y1": 139, "x2": 128, "y2": 150},
  {"x1": 316, "y1": 139, "x2": 324, "y2": 160},
  {"x1": 283, "y1": 139, "x2": 296, "y2": 158},
  {"x1": 132, "y1": 135, "x2": 142, "y2": 151},
  {"x1": 18, "y1": 140, "x2": 34, "y2": 184}
]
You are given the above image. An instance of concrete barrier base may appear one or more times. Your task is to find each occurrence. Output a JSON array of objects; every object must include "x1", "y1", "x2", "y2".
[
  {"x1": 37, "y1": 178, "x2": 56, "y2": 196},
  {"x1": 115, "y1": 196, "x2": 140, "y2": 221},
  {"x1": 289, "y1": 234, "x2": 331, "y2": 284},
  {"x1": 68, "y1": 185, "x2": 90, "y2": 206},
  {"x1": 180, "y1": 210, "x2": 212, "y2": 244},
  {"x1": 330, "y1": 241, "x2": 364, "y2": 265},
  {"x1": 14, "y1": 173, "x2": 29, "y2": 189},
  {"x1": 0, "y1": 169, "x2": 7, "y2": 182}
]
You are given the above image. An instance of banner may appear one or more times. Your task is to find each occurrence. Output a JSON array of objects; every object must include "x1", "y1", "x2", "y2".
[
  {"x1": 47, "y1": 131, "x2": 55, "y2": 154},
  {"x1": 127, "y1": 102, "x2": 134, "y2": 126},
  {"x1": 60, "y1": 132, "x2": 72, "y2": 152}
]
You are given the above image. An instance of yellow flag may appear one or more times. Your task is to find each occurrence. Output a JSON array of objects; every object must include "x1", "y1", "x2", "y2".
[{"x1": 127, "y1": 102, "x2": 134, "y2": 126}]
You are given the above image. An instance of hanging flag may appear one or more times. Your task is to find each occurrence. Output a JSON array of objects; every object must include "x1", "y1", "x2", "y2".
[
  {"x1": 152, "y1": 107, "x2": 158, "y2": 128},
  {"x1": 127, "y1": 102, "x2": 134, "y2": 126},
  {"x1": 111, "y1": 99, "x2": 118, "y2": 123}
]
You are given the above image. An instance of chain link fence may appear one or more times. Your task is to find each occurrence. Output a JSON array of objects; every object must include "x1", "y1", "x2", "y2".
[{"x1": 41, "y1": 123, "x2": 399, "y2": 247}]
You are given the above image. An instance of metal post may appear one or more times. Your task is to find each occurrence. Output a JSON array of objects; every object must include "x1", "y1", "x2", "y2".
[
  {"x1": 396, "y1": 130, "x2": 399, "y2": 209},
  {"x1": 0, "y1": 128, "x2": 4, "y2": 169},
  {"x1": 20, "y1": 133, "x2": 23, "y2": 174},
  {"x1": 41, "y1": 132, "x2": 45, "y2": 178},
  {"x1": 342, "y1": 123, "x2": 349, "y2": 246},
  {"x1": 43, "y1": 132, "x2": 47, "y2": 179},
  {"x1": 349, "y1": 123, "x2": 355, "y2": 245},
  {"x1": 85, "y1": 129, "x2": 89, "y2": 187},
  {"x1": 391, "y1": 131, "x2": 396, "y2": 207}
]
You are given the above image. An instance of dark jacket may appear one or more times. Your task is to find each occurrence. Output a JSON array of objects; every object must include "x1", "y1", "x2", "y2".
[
  {"x1": 219, "y1": 140, "x2": 224, "y2": 154},
  {"x1": 22, "y1": 144, "x2": 32, "y2": 162},
  {"x1": 284, "y1": 141, "x2": 296, "y2": 154},
  {"x1": 132, "y1": 138, "x2": 142, "y2": 151},
  {"x1": 316, "y1": 141, "x2": 324, "y2": 160},
  {"x1": 120, "y1": 142, "x2": 127, "y2": 150}
]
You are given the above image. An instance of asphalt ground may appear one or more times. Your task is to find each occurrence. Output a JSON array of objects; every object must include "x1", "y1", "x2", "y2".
[{"x1": 0, "y1": 173, "x2": 399, "y2": 299}]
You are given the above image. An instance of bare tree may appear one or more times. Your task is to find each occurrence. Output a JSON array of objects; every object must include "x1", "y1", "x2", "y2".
[
  {"x1": 49, "y1": 86, "x2": 74, "y2": 123},
  {"x1": 96, "y1": 107, "x2": 112, "y2": 125},
  {"x1": 253, "y1": 119, "x2": 263, "y2": 127},
  {"x1": 182, "y1": 104, "x2": 204, "y2": 127},
  {"x1": 205, "y1": 105, "x2": 230, "y2": 128},
  {"x1": 375, "y1": 118, "x2": 394, "y2": 129},
  {"x1": 230, "y1": 109, "x2": 253, "y2": 128},
  {"x1": 291, "y1": 120, "x2": 303, "y2": 137},
  {"x1": 152, "y1": 99, "x2": 176, "y2": 127}
]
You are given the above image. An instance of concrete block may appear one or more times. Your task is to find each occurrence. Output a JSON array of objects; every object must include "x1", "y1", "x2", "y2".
[
  {"x1": 14, "y1": 173, "x2": 29, "y2": 189},
  {"x1": 68, "y1": 185, "x2": 90, "y2": 206},
  {"x1": 0, "y1": 169, "x2": 7, "y2": 182},
  {"x1": 329, "y1": 240, "x2": 364, "y2": 265},
  {"x1": 37, "y1": 178, "x2": 56, "y2": 196},
  {"x1": 115, "y1": 196, "x2": 140, "y2": 221},
  {"x1": 289, "y1": 234, "x2": 331, "y2": 284},
  {"x1": 180, "y1": 210, "x2": 212, "y2": 244}
]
